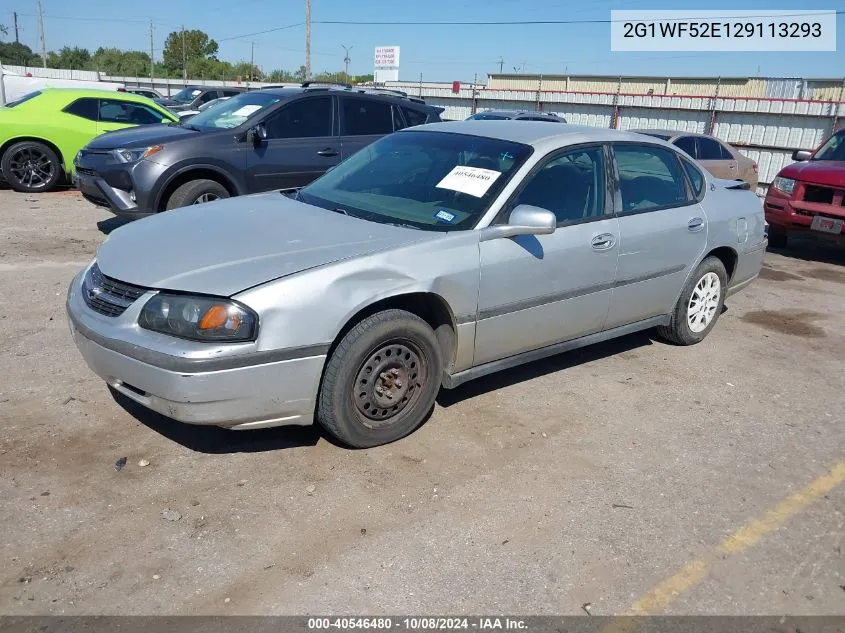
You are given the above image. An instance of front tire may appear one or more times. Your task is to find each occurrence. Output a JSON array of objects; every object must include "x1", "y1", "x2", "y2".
[
  {"x1": 165, "y1": 179, "x2": 230, "y2": 210},
  {"x1": 1, "y1": 141, "x2": 62, "y2": 193},
  {"x1": 657, "y1": 257, "x2": 728, "y2": 346},
  {"x1": 316, "y1": 309, "x2": 443, "y2": 448}
]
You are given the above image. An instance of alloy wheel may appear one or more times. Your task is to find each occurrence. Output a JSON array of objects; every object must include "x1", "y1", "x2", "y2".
[{"x1": 687, "y1": 272, "x2": 721, "y2": 333}]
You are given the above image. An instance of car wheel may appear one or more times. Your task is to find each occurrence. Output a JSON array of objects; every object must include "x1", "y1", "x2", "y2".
[
  {"x1": 1, "y1": 141, "x2": 63, "y2": 193},
  {"x1": 316, "y1": 309, "x2": 443, "y2": 448},
  {"x1": 165, "y1": 179, "x2": 230, "y2": 210},
  {"x1": 767, "y1": 225, "x2": 788, "y2": 249},
  {"x1": 657, "y1": 256, "x2": 728, "y2": 346}
]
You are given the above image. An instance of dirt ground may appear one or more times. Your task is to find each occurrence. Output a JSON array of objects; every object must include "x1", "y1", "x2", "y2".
[{"x1": 1, "y1": 188, "x2": 843, "y2": 616}]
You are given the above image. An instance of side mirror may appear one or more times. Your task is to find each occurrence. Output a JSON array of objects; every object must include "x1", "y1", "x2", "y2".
[
  {"x1": 792, "y1": 149, "x2": 812, "y2": 162},
  {"x1": 479, "y1": 204, "x2": 556, "y2": 242},
  {"x1": 247, "y1": 123, "x2": 267, "y2": 147}
]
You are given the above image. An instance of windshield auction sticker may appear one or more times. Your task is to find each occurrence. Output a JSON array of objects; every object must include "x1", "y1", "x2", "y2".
[
  {"x1": 436, "y1": 166, "x2": 502, "y2": 198},
  {"x1": 611, "y1": 10, "x2": 836, "y2": 51}
]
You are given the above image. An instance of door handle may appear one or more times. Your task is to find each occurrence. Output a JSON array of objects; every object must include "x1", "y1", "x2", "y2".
[
  {"x1": 729, "y1": 164, "x2": 737, "y2": 169},
  {"x1": 590, "y1": 233, "x2": 616, "y2": 250},
  {"x1": 317, "y1": 148, "x2": 338, "y2": 157},
  {"x1": 688, "y1": 217, "x2": 705, "y2": 232}
]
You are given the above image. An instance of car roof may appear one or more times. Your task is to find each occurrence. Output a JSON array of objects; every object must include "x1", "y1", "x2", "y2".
[
  {"x1": 406, "y1": 120, "x2": 675, "y2": 150},
  {"x1": 479, "y1": 109, "x2": 560, "y2": 118},
  {"x1": 630, "y1": 128, "x2": 713, "y2": 139},
  {"x1": 35, "y1": 88, "x2": 164, "y2": 104},
  {"x1": 255, "y1": 85, "x2": 434, "y2": 109}
]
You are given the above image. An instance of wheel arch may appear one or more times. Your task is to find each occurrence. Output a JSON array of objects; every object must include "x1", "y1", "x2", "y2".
[
  {"x1": 156, "y1": 166, "x2": 239, "y2": 211},
  {"x1": 0, "y1": 136, "x2": 68, "y2": 176},
  {"x1": 702, "y1": 245, "x2": 738, "y2": 283}
]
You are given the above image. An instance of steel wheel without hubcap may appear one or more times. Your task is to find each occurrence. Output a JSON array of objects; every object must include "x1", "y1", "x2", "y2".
[
  {"x1": 8, "y1": 146, "x2": 54, "y2": 190},
  {"x1": 353, "y1": 341, "x2": 427, "y2": 429},
  {"x1": 193, "y1": 193, "x2": 219, "y2": 204},
  {"x1": 687, "y1": 272, "x2": 721, "y2": 333}
]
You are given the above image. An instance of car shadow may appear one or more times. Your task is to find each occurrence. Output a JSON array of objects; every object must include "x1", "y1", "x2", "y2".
[
  {"x1": 110, "y1": 387, "x2": 322, "y2": 454},
  {"x1": 437, "y1": 330, "x2": 655, "y2": 408},
  {"x1": 97, "y1": 216, "x2": 133, "y2": 235},
  {"x1": 767, "y1": 238, "x2": 845, "y2": 267}
]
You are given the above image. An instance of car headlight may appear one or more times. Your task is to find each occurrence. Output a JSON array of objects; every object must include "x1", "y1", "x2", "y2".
[
  {"x1": 139, "y1": 293, "x2": 257, "y2": 342},
  {"x1": 113, "y1": 145, "x2": 163, "y2": 163},
  {"x1": 772, "y1": 176, "x2": 796, "y2": 195}
]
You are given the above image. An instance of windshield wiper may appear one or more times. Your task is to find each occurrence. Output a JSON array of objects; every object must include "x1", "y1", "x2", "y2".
[
  {"x1": 382, "y1": 221, "x2": 421, "y2": 230},
  {"x1": 332, "y1": 207, "x2": 350, "y2": 216},
  {"x1": 180, "y1": 122, "x2": 200, "y2": 131}
]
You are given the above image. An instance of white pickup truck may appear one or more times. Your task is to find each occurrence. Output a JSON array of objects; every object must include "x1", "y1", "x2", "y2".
[{"x1": 0, "y1": 68, "x2": 125, "y2": 105}]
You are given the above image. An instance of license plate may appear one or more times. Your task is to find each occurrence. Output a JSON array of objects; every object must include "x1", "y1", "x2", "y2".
[{"x1": 810, "y1": 215, "x2": 844, "y2": 234}]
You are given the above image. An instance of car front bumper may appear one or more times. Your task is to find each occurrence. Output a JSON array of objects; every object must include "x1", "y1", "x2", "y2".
[
  {"x1": 74, "y1": 154, "x2": 166, "y2": 219},
  {"x1": 66, "y1": 271, "x2": 326, "y2": 430},
  {"x1": 764, "y1": 186, "x2": 845, "y2": 239}
]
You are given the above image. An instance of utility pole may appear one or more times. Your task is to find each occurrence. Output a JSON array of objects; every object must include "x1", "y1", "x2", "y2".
[
  {"x1": 36, "y1": 0, "x2": 47, "y2": 68},
  {"x1": 149, "y1": 20, "x2": 154, "y2": 87},
  {"x1": 249, "y1": 41, "x2": 255, "y2": 88},
  {"x1": 497, "y1": 57, "x2": 504, "y2": 74},
  {"x1": 181, "y1": 25, "x2": 187, "y2": 85},
  {"x1": 342, "y1": 45, "x2": 352, "y2": 82},
  {"x1": 305, "y1": 0, "x2": 311, "y2": 81},
  {"x1": 13, "y1": 12, "x2": 19, "y2": 43}
]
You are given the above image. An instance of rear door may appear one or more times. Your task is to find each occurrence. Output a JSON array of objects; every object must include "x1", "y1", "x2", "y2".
[
  {"x1": 245, "y1": 94, "x2": 339, "y2": 192},
  {"x1": 339, "y1": 95, "x2": 397, "y2": 160},
  {"x1": 605, "y1": 142, "x2": 707, "y2": 329},
  {"x1": 696, "y1": 136, "x2": 738, "y2": 180}
]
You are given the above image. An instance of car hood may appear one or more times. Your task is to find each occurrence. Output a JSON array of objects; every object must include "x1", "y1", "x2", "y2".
[
  {"x1": 95, "y1": 193, "x2": 439, "y2": 296},
  {"x1": 779, "y1": 160, "x2": 845, "y2": 187},
  {"x1": 83, "y1": 123, "x2": 198, "y2": 150}
]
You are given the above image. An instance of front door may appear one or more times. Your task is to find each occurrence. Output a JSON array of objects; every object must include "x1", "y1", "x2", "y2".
[
  {"x1": 474, "y1": 144, "x2": 620, "y2": 366},
  {"x1": 604, "y1": 142, "x2": 708, "y2": 329},
  {"x1": 245, "y1": 95, "x2": 340, "y2": 192},
  {"x1": 338, "y1": 95, "x2": 398, "y2": 160}
]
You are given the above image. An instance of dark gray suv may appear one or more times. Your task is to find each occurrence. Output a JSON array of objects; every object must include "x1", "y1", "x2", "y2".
[
  {"x1": 75, "y1": 86, "x2": 443, "y2": 218},
  {"x1": 154, "y1": 86, "x2": 246, "y2": 112}
]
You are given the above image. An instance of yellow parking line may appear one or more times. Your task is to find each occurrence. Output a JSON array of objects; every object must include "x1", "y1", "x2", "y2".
[{"x1": 625, "y1": 460, "x2": 845, "y2": 616}]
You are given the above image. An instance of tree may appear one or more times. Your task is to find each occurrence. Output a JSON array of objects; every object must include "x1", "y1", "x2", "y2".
[
  {"x1": 90, "y1": 47, "x2": 150, "y2": 76},
  {"x1": 0, "y1": 41, "x2": 40, "y2": 66},
  {"x1": 47, "y1": 46, "x2": 91, "y2": 70},
  {"x1": 232, "y1": 61, "x2": 262, "y2": 82},
  {"x1": 162, "y1": 29, "x2": 218, "y2": 75}
]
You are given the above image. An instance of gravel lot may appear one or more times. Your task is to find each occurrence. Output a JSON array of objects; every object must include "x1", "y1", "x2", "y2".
[{"x1": 1, "y1": 188, "x2": 843, "y2": 616}]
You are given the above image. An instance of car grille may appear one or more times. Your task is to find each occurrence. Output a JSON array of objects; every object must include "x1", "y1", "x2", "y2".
[
  {"x1": 802, "y1": 184, "x2": 845, "y2": 206},
  {"x1": 76, "y1": 166, "x2": 97, "y2": 176},
  {"x1": 82, "y1": 263, "x2": 148, "y2": 317}
]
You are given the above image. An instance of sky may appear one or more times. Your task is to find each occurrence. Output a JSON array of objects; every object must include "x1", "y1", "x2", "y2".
[{"x1": 2, "y1": 0, "x2": 843, "y2": 82}]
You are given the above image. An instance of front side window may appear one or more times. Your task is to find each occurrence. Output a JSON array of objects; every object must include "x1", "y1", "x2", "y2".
[
  {"x1": 614, "y1": 144, "x2": 690, "y2": 212},
  {"x1": 185, "y1": 92, "x2": 283, "y2": 130},
  {"x1": 265, "y1": 96, "x2": 333, "y2": 139},
  {"x1": 673, "y1": 136, "x2": 697, "y2": 158},
  {"x1": 198, "y1": 91, "x2": 219, "y2": 104},
  {"x1": 342, "y1": 97, "x2": 394, "y2": 135},
  {"x1": 63, "y1": 97, "x2": 98, "y2": 121},
  {"x1": 297, "y1": 130, "x2": 532, "y2": 231},
  {"x1": 811, "y1": 130, "x2": 845, "y2": 161},
  {"x1": 99, "y1": 100, "x2": 164, "y2": 125},
  {"x1": 170, "y1": 87, "x2": 203, "y2": 104},
  {"x1": 512, "y1": 146, "x2": 607, "y2": 225}
]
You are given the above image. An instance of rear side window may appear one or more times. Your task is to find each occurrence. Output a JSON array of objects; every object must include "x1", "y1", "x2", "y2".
[
  {"x1": 614, "y1": 144, "x2": 691, "y2": 212},
  {"x1": 392, "y1": 106, "x2": 406, "y2": 131},
  {"x1": 680, "y1": 156, "x2": 705, "y2": 198},
  {"x1": 342, "y1": 97, "x2": 394, "y2": 135},
  {"x1": 64, "y1": 98, "x2": 99, "y2": 121},
  {"x1": 401, "y1": 107, "x2": 428, "y2": 127},
  {"x1": 199, "y1": 91, "x2": 219, "y2": 104},
  {"x1": 673, "y1": 136, "x2": 697, "y2": 158},
  {"x1": 697, "y1": 137, "x2": 727, "y2": 160},
  {"x1": 264, "y1": 96, "x2": 333, "y2": 139},
  {"x1": 99, "y1": 100, "x2": 164, "y2": 125},
  {"x1": 220, "y1": 90, "x2": 242, "y2": 97},
  {"x1": 6, "y1": 91, "x2": 42, "y2": 108}
]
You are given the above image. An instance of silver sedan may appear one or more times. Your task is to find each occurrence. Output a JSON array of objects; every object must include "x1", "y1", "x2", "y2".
[{"x1": 66, "y1": 122, "x2": 766, "y2": 447}]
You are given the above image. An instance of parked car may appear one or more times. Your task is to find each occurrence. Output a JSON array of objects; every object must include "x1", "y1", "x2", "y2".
[
  {"x1": 467, "y1": 109, "x2": 566, "y2": 123},
  {"x1": 0, "y1": 68, "x2": 125, "y2": 104},
  {"x1": 633, "y1": 129, "x2": 758, "y2": 190},
  {"x1": 175, "y1": 96, "x2": 231, "y2": 121},
  {"x1": 66, "y1": 122, "x2": 765, "y2": 448},
  {"x1": 74, "y1": 86, "x2": 444, "y2": 217},
  {"x1": 0, "y1": 88, "x2": 178, "y2": 193},
  {"x1": 126, "y1": 88, "x2": 162, "y2": 100},
  {"x1": 763, "y1": 127, "x2": 845, "y2": 248},
  {"x1": 155, "y1": 86, "x2": 245, "y2": 113}
]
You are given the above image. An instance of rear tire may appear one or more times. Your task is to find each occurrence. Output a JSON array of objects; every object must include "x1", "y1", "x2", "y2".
[
  {"x1": 767, "y1": 225, "x2": 788, "y2": 249},
  {"x1": 165, "y1": 179, "x2": 229, "y2": 210},
  {"x1": 316, "y1": 309, "x2": 443, "y2": 448},
  {"x1": 657, "y1": 256, "x2": 728, "y2": 346},
  {"x1": 1, "y1": 141, "x2": 63, "y2": 193}
]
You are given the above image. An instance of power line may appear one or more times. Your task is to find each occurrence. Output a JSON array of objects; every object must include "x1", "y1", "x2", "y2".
[{"x1": 217, "y1": 22, "x2": 303, "y2": 42}]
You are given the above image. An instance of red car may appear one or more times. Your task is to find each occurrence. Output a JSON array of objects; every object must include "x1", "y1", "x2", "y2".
[{"x1": 764, "y1": 127, "x2": 845, "y2": 248}]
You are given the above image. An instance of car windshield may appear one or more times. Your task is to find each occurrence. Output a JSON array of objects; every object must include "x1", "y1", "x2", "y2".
[
  {"x1": 185, "y1": 92, "x2": 282, "y2": 129},
  {"x1": 170, "y1": 87, "x2": 203, "y2": 104},
  {"x1": 468, "y1": 113, "x2": 510, "y2": 120},
  {"x1": 297, "y1": 130, "x2": 533, "y2": 231},
  {"x1": 811, "y1": 130, "x2": 845, "y2": 161}
]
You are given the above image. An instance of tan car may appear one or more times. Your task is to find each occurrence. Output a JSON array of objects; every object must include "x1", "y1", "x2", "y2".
[{"x1": 633, "y1": 129, "x2": 758, "y2": 190}]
